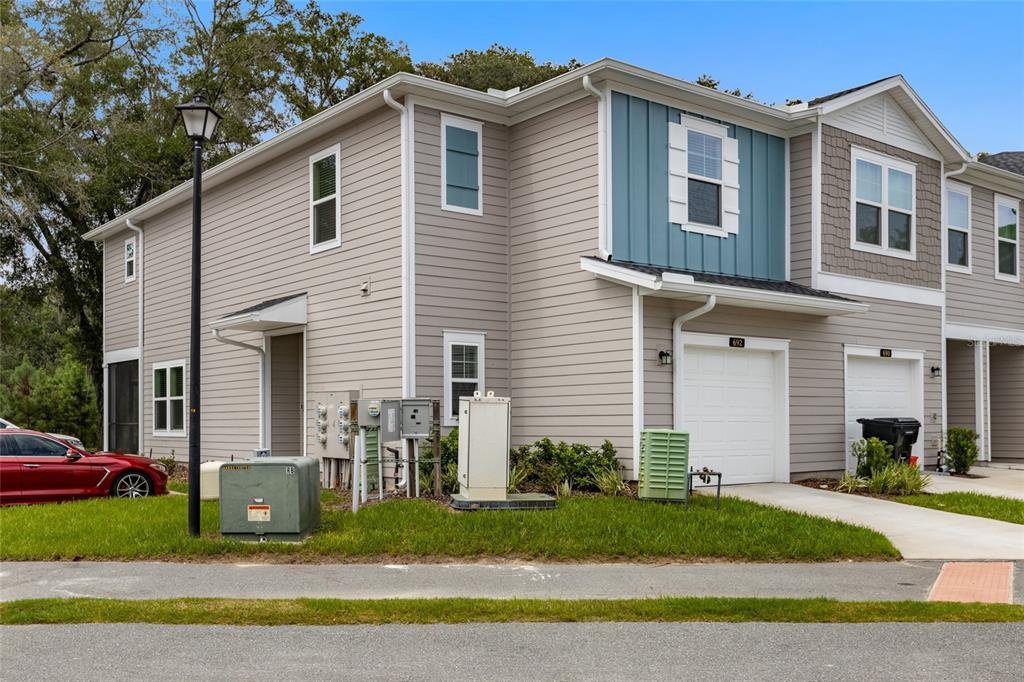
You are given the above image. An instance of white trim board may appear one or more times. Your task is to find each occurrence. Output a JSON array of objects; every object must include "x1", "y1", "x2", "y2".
[
  {"x1": 104, "y1": 347, "x2": 141, "y2": 364},
  {"x1": 945, "y1": 323, "x2": 1024, "y2": 346},
  {"x1": 815, "y1": 271, "x2": 944, "y2": 307}
]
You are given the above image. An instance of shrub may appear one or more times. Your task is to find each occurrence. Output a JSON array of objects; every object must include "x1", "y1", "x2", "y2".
[
  {"x1": 946, "y1": 427, "x2": 978, "y2": 475},
  {"x1": 851, "y1": 437, "x2": 894, "y2": 478},
  {"x1": 507, "y1": 463, "x2": 531, "y2": 493},
  {"x1": 836, "y1": 471, "x2": 866, "y2": 494},
  {"x1": 511, "y1": 438, "x2": 619, "y2": 492},
  {"x1": 592, "y1": 465, "x2": 630, "y2": 497},
  {"x1": 865, "y1": 462, "x2": 930, "y2": 496},
  {"x1": 157, "y1": 457, "x2": 178, "y2": 478}
]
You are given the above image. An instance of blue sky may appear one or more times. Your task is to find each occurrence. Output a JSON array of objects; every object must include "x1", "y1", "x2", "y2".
[{"x1": 330, "y1": 1, "x2": 1024, "y2": 153}]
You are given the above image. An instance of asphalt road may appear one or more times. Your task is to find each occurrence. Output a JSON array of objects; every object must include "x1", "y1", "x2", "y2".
[
  {"x1": 2, "y1": 622, "x2": 1021, "y2": 681},
  {"x1": 0, "y1": 560, "x2": 967, "y2": 602}
]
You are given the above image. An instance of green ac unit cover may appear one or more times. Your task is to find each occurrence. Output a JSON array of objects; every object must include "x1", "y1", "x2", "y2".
[
  {"x1": 363, "y1": 427, "x2": 380, "y2": 492},
  {"x1": 638, "y1": 429, "x2": 690, "y2": 501}
]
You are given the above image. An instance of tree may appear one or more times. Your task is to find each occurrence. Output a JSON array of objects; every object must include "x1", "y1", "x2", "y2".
[
  {"x1": 694, "y1": 73, "x2": 753, "y2": 99},
  {"x1": 277, "y1": 2, "x2": 412, "y2": 121},
  {"x1": 416, "y1": 44, "x2": 581, "y2": 93}
]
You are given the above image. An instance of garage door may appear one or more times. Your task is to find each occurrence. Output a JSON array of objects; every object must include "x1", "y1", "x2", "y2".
[
  {"x1": 845, "y1": 355, "x2": 921, "y2": 464},
  {"x1": 683, "y1": 344, "x2": 782, "y2": 484}
]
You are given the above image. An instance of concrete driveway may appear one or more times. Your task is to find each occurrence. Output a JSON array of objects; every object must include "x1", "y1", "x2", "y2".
[
  {"x1": 723, "y1": 484, "x2": 1024, "y2": 561},
  {"x1": 926, "y1": 467, "x2": 1024, "y2": 501}
]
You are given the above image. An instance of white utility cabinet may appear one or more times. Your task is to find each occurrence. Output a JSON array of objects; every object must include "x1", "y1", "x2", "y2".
[{"x1": 457, "y1": 391, "x2": 511, "y2": 501}]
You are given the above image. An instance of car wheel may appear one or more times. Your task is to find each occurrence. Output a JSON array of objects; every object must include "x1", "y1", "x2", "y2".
[{"x1": 112, "y1": 471, "x2": 152, "y2": 498}]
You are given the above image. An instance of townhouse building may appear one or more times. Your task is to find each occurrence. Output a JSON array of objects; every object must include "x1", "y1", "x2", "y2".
[{"x1": 86, "y1": 59, "x2": 1023, "y2": 483}]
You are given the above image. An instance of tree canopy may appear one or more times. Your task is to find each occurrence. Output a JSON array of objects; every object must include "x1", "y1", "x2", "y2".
[{"x1": 0, "y1": 0, "x2": 580, "y2": 441}]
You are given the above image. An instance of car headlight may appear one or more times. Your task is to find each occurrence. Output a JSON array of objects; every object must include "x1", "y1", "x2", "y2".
[{"x1": 149, "y1": 463, "x2": 167, "y2": 474}]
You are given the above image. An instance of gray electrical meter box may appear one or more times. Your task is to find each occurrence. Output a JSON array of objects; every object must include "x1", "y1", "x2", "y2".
[
  {"x1": 380, "y1": 399, "x2": 402, "y2": 443},
  {"x1": 401, "y1": 399, "x2": 432, "y2": 438},
  {"x1": 219, "y1": 457, "x2": 320, "y2": 542},
  {"x1": 357, "y1": 399, "x2": 382, "y2": 427}
]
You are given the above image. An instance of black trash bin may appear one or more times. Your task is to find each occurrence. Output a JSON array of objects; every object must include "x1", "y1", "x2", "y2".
[{"x1": 856, "y1": 417, "x2": 921, "y2": 462}]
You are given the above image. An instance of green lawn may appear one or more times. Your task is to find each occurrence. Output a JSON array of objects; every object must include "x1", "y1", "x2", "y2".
[
  {"x1": 3, "y1": 597, "x2": 1019, "y2": 625},
  {"x1": 0, "y1": 493, "x2": 899, "y2": 562},
  {"x1": 894, "y1": 492, "x2": 1024, "y2": 525}
]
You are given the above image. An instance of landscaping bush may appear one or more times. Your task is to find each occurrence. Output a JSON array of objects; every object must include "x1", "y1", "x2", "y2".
[
  {"x1": 945, "y1": 427, "x2": 978, "y2": 475},
  {"x1": 865, "y1": 462, "x2": 930, "y2": 496},
  {"x1": 593, "y1": 464, "x2": 631, "y2": 497},
  {"x1": 836, "y1": 471, "x2": 867, "y2": 494},
  {"x1": 511, "y1": 438, "x2": 619, "y2": 494},
  {"x1": 851, "y1": 437, "x2": 894, "y2": 478}
]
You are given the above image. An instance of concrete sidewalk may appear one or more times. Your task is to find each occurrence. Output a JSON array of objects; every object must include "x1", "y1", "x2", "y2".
[
  {"x1": 723, "y1": 484, "x2": 1024, "y2": 560},
  {"x1": 926, "y1": 467, "x2": 1024, "y2": 501},
  {"x1": 1, "y1": 560, "x2": 991, "y2": 603}
]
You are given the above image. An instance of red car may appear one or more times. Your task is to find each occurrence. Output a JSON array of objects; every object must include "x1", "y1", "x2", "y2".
[{"x1": 0, "y1": 429, "x2": 168, "y2": 504}]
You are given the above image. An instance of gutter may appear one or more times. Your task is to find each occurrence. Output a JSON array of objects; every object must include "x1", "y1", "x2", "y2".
[
  {"x1": 212, "y1": 329, "x2": 266, "y2": 449},
  {"x1": 383, "y1": 88, "x2": 416, "y2": 398},
  {"x1": 672, "y1": 296, "x2": 717, "y2": 431},
  {"x1": 126, "y1": 218, "x2": 144, "y2": 454}
]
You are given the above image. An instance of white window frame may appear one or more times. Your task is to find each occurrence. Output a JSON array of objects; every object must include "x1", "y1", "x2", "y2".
[
  {"x1": 152, "y1": 360, "x2": 186, "y2": 438},
  {"x1": 669, "y1": 116, "x2": 736, "y2": 237},
  {"x1": 442, "y1": 330, "x2": 485, "y2": 426},
  {"x1": 994, "y1": 194, "x2": 1020, "y2": 283},
  {"x1": 945, "y1": 180, "x2": 972, "y2": 274},
  {"x1": 309, "y1": 143, "x2": 341, "y2": 254},
  {"x1": 849, "y1": 146, "x2": 917, "y2": 261},
  {"x1": 440, "y1": 114, "x2": 484, "y2": 216},
  {"x1": 124, "y1": 236, "x2": 137, "y2": 283}
]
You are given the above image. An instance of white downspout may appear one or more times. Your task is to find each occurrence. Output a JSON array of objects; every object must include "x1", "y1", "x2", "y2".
[
  {"x1": 582, "y1": 75, "x2": 611, "y2": 260},
  {"x1": 384, "y1": 88, "x2": 415, "y2": 398},
  {"x1": 125, "y1": 218, "x2": 144, "y2": 454},
  {"x1": 212, "y1": 329, "x2": 267, "y2": 448},
  {"x1": 672, "y1": 295, "x2": 717, "y2": 431}
]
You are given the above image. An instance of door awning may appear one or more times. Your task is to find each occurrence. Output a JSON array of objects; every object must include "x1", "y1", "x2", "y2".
[
  {"x1": 581, "y1": 257, "x2": 869, "y2": 316},
  {"x1": 211, "y1": 293, "x2": 307, "y2": 332}
]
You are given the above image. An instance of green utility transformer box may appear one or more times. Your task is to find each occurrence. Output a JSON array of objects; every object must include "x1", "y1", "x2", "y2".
[
  {"x1": 638, "y1": 430, "x2": 690, "y2": 502},
  {"x1": 219, "y1": 457, "x2": 320, "y2": 542}
]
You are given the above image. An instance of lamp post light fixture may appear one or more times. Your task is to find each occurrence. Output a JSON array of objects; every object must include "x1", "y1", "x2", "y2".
[{"x1": 175, "y1": 95, "x2": 222, "y2": 537}]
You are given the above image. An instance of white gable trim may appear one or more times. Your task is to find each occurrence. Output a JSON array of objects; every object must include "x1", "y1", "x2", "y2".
[{"x1": 824, "y1": 92, "x2": 940, "y2": 160}]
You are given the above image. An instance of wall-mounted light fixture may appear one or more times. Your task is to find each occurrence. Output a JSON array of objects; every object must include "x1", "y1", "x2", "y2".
[
  {"x1": 930, "y1": 365, "x2": 942, "y2": 378},
  {"x1": 659, "y1": 350, "x2": 673, "y2": 366}
]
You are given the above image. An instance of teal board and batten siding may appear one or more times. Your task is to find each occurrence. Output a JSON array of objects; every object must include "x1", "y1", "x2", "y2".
[{"x1": 611, "y1": 92, "x2": 786, "y2": 280}]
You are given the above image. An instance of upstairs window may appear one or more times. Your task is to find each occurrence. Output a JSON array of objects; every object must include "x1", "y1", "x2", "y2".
[
  {"x1": 668, "y1": 116, "x2": 740, "y2": 237},
  {"x1": 946, "y1": 182, "x2": 971, "y2": 271},
  {"x1": 153, "y1": 361, "x2": 186, "y2": 437},
  {"x1": 995, "y1": 194, "x2": 1020, "y2": 282},
  {"x1": 441, "y1": 114, "x2": 483, "y2": 215},
  {"x1": 124, "y1": 237, "x2": 136, "y2": 283},
  {"x1": 443, "y1": 331, "x2": 485, "y2": 426},
  {"x1": 309, "y1": 144, "x2": 341, "y2": 253},
  {"x1": 851, "y1": 147, "x2": 916, "y2": 259}
]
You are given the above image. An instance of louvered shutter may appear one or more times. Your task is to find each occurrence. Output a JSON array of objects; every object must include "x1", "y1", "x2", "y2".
[{"x1": 668, "y1": 120, "x2": 687, "y2": 224}]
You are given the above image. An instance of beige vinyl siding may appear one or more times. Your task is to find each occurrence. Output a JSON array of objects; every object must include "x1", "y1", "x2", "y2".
[
  {"x1": 509, "y1": 96, "x2": 635, "y2": 472},
  {"x1": 103, "y1": 231, "x2": 139, "y2": 352},
  {"x1": 414, "y1": 106, "x2": 510, "y2": 405},
  {"x1": 643, "y1": 296, "x2": 943, "y2": 475},
  {"x1": 990, "y1": 344, "x2": 1024, "y2": 462},
  {"x1": 945, "y1": 339, "x2": 976, "y2": 431},
  {"x1": 269, "y1": 332, "x2": 303, "y2": 457},
  {"x1": 135, "y1": 106, "x2": 402, "y2": 461},
  {"x1": 820, "y1": 124, "x2": 942, "y2": 289},
  {"x1": 789, "y1": 133, "x2": 813, "y2": 286},
  {"x1": 945, "y1": 183, "x2": 1024, "y2": 331}
]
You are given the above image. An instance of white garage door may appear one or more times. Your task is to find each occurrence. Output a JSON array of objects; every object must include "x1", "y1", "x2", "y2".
[
  {"x1": 845, "y1": 355, "x2": 922, "y2": 465},
  {"x1": 683, "y1": 344, "x2": 783, "y2": 484}
]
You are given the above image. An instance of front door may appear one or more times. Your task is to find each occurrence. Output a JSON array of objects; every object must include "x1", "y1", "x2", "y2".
[
  {"x1": 107, "y1": 360, "x2": 139, "y2": 453},
  {"x1": 269, "y1": 332, "x2": 304, "y2": 457}
]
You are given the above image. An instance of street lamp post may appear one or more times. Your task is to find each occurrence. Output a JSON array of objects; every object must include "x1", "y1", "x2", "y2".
[{"x1": 175, "y1": 95, "x2": 222, "y2": 537}]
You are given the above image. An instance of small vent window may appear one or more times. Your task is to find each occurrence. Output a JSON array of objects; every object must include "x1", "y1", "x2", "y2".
[
  {"x1": 124, "y1": 237, "x2": 136, "y2": 283},
  {"x1": 309, "y1": 145, "x2": 340, "y2": 253}
]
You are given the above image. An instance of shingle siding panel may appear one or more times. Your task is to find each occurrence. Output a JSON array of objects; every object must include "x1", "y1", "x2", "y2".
[{"x1": 820, "y1": 124, "x2": 942, "y2": 289}]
